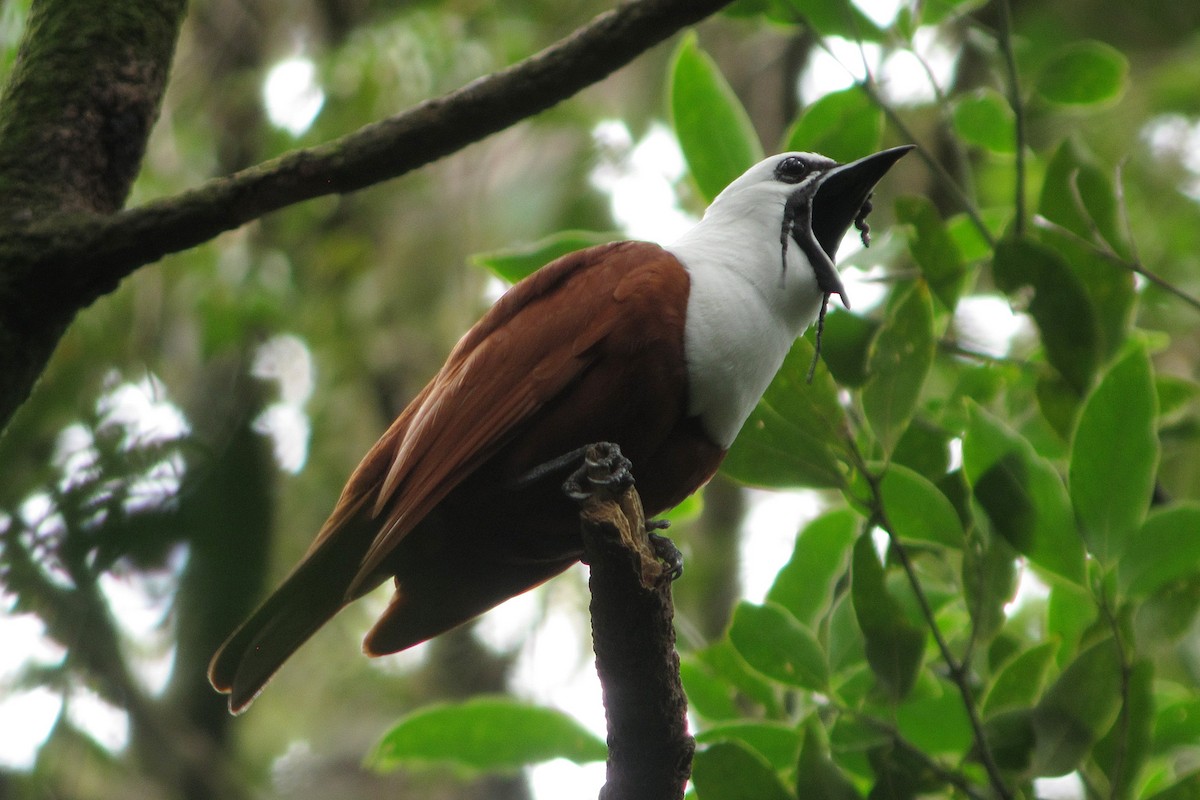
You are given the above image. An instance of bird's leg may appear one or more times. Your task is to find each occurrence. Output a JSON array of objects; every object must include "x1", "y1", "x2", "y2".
[{"x1": 509, "y1": 444, "x2": 592, "y2": 490}]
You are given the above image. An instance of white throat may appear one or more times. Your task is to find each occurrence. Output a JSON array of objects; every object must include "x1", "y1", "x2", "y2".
[{"x1": 666, "y1": 194, "x2": 827, "y2": 448}]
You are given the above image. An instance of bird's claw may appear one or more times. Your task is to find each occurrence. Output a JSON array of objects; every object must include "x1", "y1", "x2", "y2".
[
  {"x1": 649, "y1": 532, "x2": 684, "y2": 581},
  {"x1": 562, "y1": 442, "x2": 634, "y2": 500}
]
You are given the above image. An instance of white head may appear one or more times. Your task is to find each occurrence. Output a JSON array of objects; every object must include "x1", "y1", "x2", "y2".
[
  {"x1": 668, "y1": 146, "x2": 913, "y2": 447},
  {"x1": 686, "y1": 146, "x2": 915, "y2": 310}
]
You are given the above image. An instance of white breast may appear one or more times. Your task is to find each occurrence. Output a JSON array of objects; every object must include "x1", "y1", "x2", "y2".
[{"x1": 667, "y1": 208, "x2": 826, "y2": 448}]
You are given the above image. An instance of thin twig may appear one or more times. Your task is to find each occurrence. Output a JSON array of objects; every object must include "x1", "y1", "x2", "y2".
[
  {"x1": 996, "y1": 0, "x2": 1026, "y2": 235},
  {"x1": 839, "y1": 708, "x2": 990, "y2": 800},
  {"x1": 1032, "y1": 215, "x2": 1200, "y2": 314},
  {"x1": 1097, "y1": 585, "x2": 1134, "y2": 800}
]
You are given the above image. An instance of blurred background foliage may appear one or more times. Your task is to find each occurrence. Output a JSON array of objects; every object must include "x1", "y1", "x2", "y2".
[{"x1": 1, "y1": 0, "x2": 1200, "y2": 798}]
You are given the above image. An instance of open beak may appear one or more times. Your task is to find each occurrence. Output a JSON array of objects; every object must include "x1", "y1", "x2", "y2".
[{"x1": 797, "y1": 144, "x2": 915, "y2": 306}]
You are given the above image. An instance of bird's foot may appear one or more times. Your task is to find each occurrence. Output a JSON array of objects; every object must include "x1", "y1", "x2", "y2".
[
  {"x1": 649, "y1": 532, "x2": 684, "y2": 581},
  {"x1": 561, "y1": 442, "x2": 634, "y2": 501}
]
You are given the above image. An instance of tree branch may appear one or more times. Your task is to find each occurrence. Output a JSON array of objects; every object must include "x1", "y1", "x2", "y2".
[
  {"x1": 0, "y1": 0, "x2": 733, "y2": 433},
  {"x1": 9, "y1": 0, "x2": 733, "y2": 308},
  {"x1": 569, "y1": 445, "x2": 693, "y2": 800}
]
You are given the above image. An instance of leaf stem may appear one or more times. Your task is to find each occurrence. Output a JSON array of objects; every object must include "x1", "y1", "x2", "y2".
[
  {"x1": 1031, "y1": 214, "x2": 1200, "y2": 314},
  {"x1": 996, "y1": 0, "x2": 1027, "y2": 234},
  {"x1": 1097, "y1": 585, "x2": 1134, "y2": 800},
  {"x1": 839, "y1": 707, "x2": 990, "y2": 800}
]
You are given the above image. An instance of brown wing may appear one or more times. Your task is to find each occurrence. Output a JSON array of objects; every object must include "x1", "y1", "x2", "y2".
[{"x1": 344, "y1": 240, "x2": 689, "y2": 593}]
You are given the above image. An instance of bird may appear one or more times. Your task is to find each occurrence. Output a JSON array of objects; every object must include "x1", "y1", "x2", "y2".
[{"x1": 208, "y1": 145, "x2": 913, "y2": 713}]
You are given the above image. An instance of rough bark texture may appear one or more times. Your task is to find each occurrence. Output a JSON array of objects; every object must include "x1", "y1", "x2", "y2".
[
  {"x1": 0, "y1": 0, "x2": 186, "y2": 435},
  {"x1": 573, "y1": 450, "x2": 694, "y2": 800},
  {"x1": 0, "y1": 0, "x2": 734, "y2": 434}
]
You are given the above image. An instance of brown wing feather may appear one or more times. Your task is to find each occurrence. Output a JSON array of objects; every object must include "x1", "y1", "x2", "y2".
[{"x1": 347, "y1": 241, "x2": 674, "y2": 592}]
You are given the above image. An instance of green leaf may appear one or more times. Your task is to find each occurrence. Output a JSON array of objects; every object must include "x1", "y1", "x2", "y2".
[
  {"x1": 818, "y1": 310, "x2": 879, "y2": 388},
  {"x1": 1037, "y1": 141, "x2": 1136, "y2": 360},
  {"x1": 962, "y1": 402, "x2": 1086, "y2": 585},
  {"x1": 692, "y1": 740, "x2": 792, "y2": 800},
  {"x1": 669, "y1": 33, "x2": 763, "y2": 203},
  {"x1": 723, "y1": 338, "x2": 848, "y2": 489},
  {"x1": 767, "y1": 508, "x2": 859, "y2": 627},
  {"x1": 1047, "y1": 581, "x2": 1095, "y2": 664},
  {"x1": 1038, "y1": 139, "x2": 1124, "y2": 254},
  {"x1": 367, "y1": 696, "x2": 606, "y2": 774},
  {"x1": 962, "y1": 527, "x2": 1018, "y2": 644},
  {"x1": 1093, "y1": 660, "x2": 1154, "y2": 798},
  {"x1": 877, "y1": 461, "x2": 964, "y2": 547},
  {"x1": 1119, "y1": 503, "x2": 1200, "y2": 597},
  {"x1": 947, "y1": 208, "x2": 1011, "y2": 264},
  {"x1": 982, "y1": 640, "x2": 1059, "y2": 717},
  {"x1": 471, "y1": 230, "x2": 618, "y2": 284},
  {"x1": 1069, "y1": 341, "x2": 1160, "y2": 564},
  {"x1": 1036, "y1": 41, "x2": 1129, "y2": 106},
  {"x1": 1153, "y1": 697, "x2": 1200, "y2": 751},
  {"x1": 851, "y1": 534, "x2": 926, "y2": 700},
  {"x1": 796, "y1": 718, "x2": 863, "y2": 800},
  {"x1": 784, "y1": 86, "x2": 883, "y2": 164},
  {"x1": 866, "y1": 739, "x2": 944, "y2": 798},
  {"x1": 1133, "y1": 575, "x2": 1200, "y2": 651},
  {"x1": 695, "y1": 722, "x2": 801, "y2": 770},
  {"x1": 695, "y1": 640, "x2": 782, "y2": 717},
  {"x1": 781, "y1": 0, "x2": 884, "y2": 41},
  {"x1": 920, "y1": 0, "x2": 988, "y2": 25},
  {"x1": 729, "y1": 601, "x2": 829, "y2": 690},
  {"x1": 895, "y1": 196, "x2": 967, "y2": 310},
  {"x1": 681, "y1": 657, "x2": 742, "y2": 721},
  {"x1": 892, "y1": 417, "x2": 952, "y2": 483},
  {"x1": 892, "y1": 680, "x2": 974, "y2": 755},
  {"x1": 827, "y1": 592, "x2": 867, "y2": 677},
  {"x1": 1158, "y1": 375, "x2": 1200, "y2": 418},
  {"x1": 1032, "y1": 637, "x2": 1123, "y2": 776},
  {"x1": 979, "y1": 708, "x2": 1037, "y2": 772},
  {"x1": 952, "y1": 88, "x2": 1016, "y2": 154},
  {"x1": 1144, "y1": 776, "x2": 1200, "y2": 800},
  {"x1": 992, "y1": 236, "x2": 1099, "y2": 394},
  {"x1": 862, "y1": 282, "x2": 936, "y2": 456}
]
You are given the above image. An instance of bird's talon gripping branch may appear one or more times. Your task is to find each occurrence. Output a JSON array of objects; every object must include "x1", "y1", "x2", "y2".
[
  {"x1": 562, "y1": 442, "x2": 633, "y2": 500},
  {"x1": 649, "y1": 533, "x2": 684, "y2": 581}
]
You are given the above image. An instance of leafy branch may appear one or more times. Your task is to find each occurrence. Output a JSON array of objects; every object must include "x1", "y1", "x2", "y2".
[
  {"x1": 847, "y1": 441, "x2": 1014, "y2": 800},
  {"x1": 1032, "y1": 170, "x2": 1200, "y2": 314},
  {"x1": 838, "y1": 708, "x2": 990, "y2": 800}
]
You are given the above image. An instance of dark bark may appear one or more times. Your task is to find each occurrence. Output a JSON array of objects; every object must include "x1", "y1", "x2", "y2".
[
  {"x1": 571, "y1": 447, "x2": 694, "y2": 800},
  {"x1": 0, "y1": 0, "x2": 186, "y2": 441},
  {"x1": 0, "y1": 0, "x2": 735, "y2": 434}
]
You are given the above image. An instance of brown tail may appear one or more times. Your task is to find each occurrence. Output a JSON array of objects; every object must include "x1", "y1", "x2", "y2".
[
  {"x1": 363, "y1": 549, "x2": 576, "y2": 656},
  {"x1": 208, "y1": 508, "x2": 382, "y2": 714}
]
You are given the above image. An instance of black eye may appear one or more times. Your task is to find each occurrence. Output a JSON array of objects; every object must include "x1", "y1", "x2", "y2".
[{"x1": 774, "y1": 156, "x2": 808, "y2": 184}]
